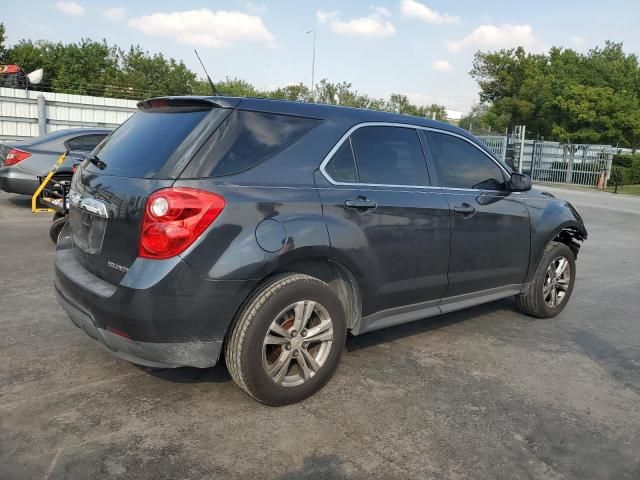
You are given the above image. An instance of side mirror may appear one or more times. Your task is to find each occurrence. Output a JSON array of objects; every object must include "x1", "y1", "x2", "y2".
[
  {"x1": 509, "y1": 172, "x2": 532, "y2": 192},
  {"x1": 26, "y1": 68, "x2": 43, "y2": 85}
]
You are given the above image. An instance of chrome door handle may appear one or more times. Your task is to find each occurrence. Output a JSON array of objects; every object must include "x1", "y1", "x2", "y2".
[
  {"x1": 454, "y1": 203, "x2": 475, "y2": 215},
  {"x1": 345, "y1": 198, "x2": 377, "y2": 209}
]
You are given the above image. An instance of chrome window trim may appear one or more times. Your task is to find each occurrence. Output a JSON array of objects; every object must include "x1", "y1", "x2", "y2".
[{"x1": 318, "y1": 121, "x2": 511, "y2": 193}]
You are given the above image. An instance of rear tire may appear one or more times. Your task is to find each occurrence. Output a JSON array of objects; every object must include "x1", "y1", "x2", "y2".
[
  {"x1": 516, "y1": 241, "x2": 576, "y2": 318},
  {"x1": 225, "y1": 273, "x2": 347, "y2": 406},
  {"x1": 49, "y1": 216, "x2": 67, "y2": 244}
]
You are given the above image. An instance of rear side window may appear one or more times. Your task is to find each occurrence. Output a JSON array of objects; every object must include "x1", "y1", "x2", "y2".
[
  {"x1": 82, "y1": 134, "x2": 107, "y2": 152},
  {"x1": 66, "y1": 134, "x2": 107, "y2": 152},
  {"x1": 182, "y1": 110, "x2": 320, "y2": 177},
  {"x1": 324, "y1": 126, "x2": 429, "y2": 186},
  {"x1": 86, "y1": 107, "x2": 215, "y2": 178},
  {"x1": 427, "y1": 131, "x2": 506, "y2": 190}
]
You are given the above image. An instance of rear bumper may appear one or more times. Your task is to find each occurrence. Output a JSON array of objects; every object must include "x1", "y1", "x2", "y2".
[
  {"x1": 0, "y1": 165, "x2": 39, "y2": 195},
  {"x1": 55, "y1": 286, "x2": 222, "y2": 368},
  {"x1": 54, "y1": 224, "x2": 256, "y2": 368}
]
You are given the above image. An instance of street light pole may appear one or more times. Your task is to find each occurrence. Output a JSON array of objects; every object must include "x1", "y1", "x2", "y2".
[{"x1": 306, "y1": 30, "x2": 316, "y2": 94}]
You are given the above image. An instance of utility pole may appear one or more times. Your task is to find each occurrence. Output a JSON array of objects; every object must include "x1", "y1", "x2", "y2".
[{"x1": 306, "y1": 30, "x2": 316, "y2": 94}]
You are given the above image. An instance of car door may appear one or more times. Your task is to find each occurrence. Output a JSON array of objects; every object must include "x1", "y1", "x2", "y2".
[
  {"x1": 316, "y1": 125, "x2": 451, "y2": 327},
  {"x1": 423, "y1": 130, "x2": 530, "y2": 305}
]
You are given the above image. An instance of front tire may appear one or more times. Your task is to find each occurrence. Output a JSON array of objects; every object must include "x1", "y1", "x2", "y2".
[
  {"x1": 517, "y1": 241, "x2": 576, "y2": 318},
  {"x1": 225, "y1": 273, "x2": 347, "y2": 406}
]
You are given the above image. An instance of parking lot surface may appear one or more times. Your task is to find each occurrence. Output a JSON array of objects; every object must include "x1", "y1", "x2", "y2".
[{"x1": 1, "y1": 186, "x2": 639, "y2": 479}]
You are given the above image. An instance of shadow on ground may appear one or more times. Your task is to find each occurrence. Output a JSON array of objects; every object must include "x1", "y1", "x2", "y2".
[{"x1": 140, "y1": 299, "x2": 519, "y2": 385}]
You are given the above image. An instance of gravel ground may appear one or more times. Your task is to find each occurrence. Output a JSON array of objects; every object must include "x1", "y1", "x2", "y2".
[{"x1": 0, "y1": 186, "x2": 638, "y2": 479}]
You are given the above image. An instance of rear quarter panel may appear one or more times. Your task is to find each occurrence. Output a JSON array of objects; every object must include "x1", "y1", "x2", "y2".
[{"x1": 172, "y1": 181, "x2": 331, "y2": 282}]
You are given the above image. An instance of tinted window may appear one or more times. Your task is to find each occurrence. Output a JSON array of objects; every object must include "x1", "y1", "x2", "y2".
[
  {"x1": 325, "y1": 139, "x2": 357, "y2": 183},
  {"x1": 87, "y1": 108, "x2": 214, "y2": 177},
  {"x1": 427, "y1": 132, "x2": 506, "y2": 190},
  {"x1": 82, "y1": 134, "x2": 107, "y2": 151},
  {"x1": 65, "y1": 136, "x2": 86, "y2": 151},
  {"x1": 66, "y1": 134, "x2": 107, "y2": 152},
  {"x1": 182, "y1": 110, "x2": 320, "y2": 177},
  {"x1": 350, "y1": 126, "x2": 429, "y2": 186}
]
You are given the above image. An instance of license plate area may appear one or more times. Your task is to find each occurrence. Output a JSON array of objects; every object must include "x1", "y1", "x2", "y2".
[{"x1": 69, "y1": 205, "x2": 107, "y2": 254}]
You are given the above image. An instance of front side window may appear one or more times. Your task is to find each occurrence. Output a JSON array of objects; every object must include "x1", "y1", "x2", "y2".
[
  {"x1": 427, "y1": 131, "x2": 506, "y2": 190},
  {"x1": 324, "y1": 126, "x2": 429, "y2": 186}
]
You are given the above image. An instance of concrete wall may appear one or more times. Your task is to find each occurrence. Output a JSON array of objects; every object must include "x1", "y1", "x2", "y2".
[{"x1": 0, "y1": 87, "x2": 137, "y2": 142}]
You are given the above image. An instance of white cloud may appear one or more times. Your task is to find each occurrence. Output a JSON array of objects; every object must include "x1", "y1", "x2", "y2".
[
  {"x1": 316, "y1": 9, "x2": 395, "y2": 38},
  {"x1": 101, "y1": 7, "x2": 125, "y2": 21},
  {"x1": 128, "y1": 9, "x2": 275, "y2": 48},
  {"x1": 433, "y1": 59, "x2": 452, "y2": 72},
  {"x1": 55, "y1": 1, "x2": 84, "y2": 16},
  {"x1": 400, "y1": 0, "x2": 459, "y2": 25},
  {"x1": 371, "y1": 5, "x2": 391, "y2": 17},
  {"x1": 448, "y1": 24, "x2": 544, "y2": 53},
  {"x1": 317, "y1": 10, "x2": 340, "y2": 25}
]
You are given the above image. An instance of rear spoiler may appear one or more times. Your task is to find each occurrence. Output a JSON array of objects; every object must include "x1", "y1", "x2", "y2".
[{"x1": 137, "y1": 96, "x2": 241, "y2": 111}]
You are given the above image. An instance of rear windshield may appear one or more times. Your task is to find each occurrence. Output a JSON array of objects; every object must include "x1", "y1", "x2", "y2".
[
  {"x1": 86, "y1": 107, "x2": 215, "y2": 178},
  {"x1": 181, "y1": 110, "x2": 320, "y2": 177}
]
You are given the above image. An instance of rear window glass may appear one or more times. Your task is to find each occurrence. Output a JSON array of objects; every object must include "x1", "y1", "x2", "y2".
[
  {"x1": 182, "y1": 110, "x2": 320, "y2": 177},
  {"x1": 85, "y1": 108, "x2": 213, "y2": 178}
]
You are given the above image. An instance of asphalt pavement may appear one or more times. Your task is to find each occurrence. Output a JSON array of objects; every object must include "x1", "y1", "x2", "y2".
[{"x1": 0, "y1": 186, "x2": 638, "y2": 479}]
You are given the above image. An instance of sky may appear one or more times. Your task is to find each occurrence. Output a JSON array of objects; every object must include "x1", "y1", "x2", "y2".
[{"x1": 2, "y1": 0, "x2": 640, "y2": 113}]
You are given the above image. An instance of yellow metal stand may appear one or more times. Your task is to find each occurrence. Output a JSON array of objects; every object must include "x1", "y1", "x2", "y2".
[{"x1": 31, "y1": 152, "x2": 67, "y2": 213}]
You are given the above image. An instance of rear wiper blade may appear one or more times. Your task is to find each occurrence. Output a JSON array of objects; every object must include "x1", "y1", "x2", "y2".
[{"x1": 88, "y1": 154, "x2": 107, "y2": 170}]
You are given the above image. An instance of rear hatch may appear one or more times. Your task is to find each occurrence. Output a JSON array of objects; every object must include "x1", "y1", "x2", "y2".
[{"x1": 69, "y1": 98, "x2": 234, "y2": 284}]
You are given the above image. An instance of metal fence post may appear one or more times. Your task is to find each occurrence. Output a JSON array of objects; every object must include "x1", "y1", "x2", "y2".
[
  {"x1": 604, "y1": 147, "x2": 612, "y2": 188},
  {"x1": 36, "y1": 95, "x2": 47, "y2": 135},
  {"x1": 566, "y1": 145, "x2": 574, "y2": 184}
]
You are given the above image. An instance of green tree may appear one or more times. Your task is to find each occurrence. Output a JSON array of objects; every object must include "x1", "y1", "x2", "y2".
[
  {"x1": 269, "y1": 83, "x2": 311, "y2": 101},
  {"x1": 470, "y1": 41, "x2": 640, "y2": 147},
  {"x1": 0, "y1": 23, "x2": 6, "y2": 62},
  {"x1": 112, "y1": 46, "x2": 198, "y2": 98},
  {"x1": 386, "y1": 94, "x2": 447, "y2": 120}
]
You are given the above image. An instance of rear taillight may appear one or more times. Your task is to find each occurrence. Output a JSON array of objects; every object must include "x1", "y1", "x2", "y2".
[
  {"x1": 4, "y1": 148, "x2": 31, "y2": 166},
  {"x1": 139, "y1": 187, "x2": 226, "y2": 260}
]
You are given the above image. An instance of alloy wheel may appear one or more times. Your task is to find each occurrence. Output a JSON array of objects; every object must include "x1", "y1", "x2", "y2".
[
  {"x1": 543, "y1": 256, "x2": 571, "y2": 308},
  {"x1": 262, "y1": 300, "x2": 334, "y2": 387}
]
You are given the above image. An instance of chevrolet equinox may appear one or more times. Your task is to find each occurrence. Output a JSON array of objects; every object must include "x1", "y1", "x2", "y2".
[{"x1": 55, "y1": 97, "x2": 587, "y2": 405}]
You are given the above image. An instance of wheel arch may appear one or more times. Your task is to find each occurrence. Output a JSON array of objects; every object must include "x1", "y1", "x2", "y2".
[
  {"x1": 526, "y1": 219, "x2": 586, "y2": 284},
  {"x1": 269, "y1": 256, "x2": 362, "y2": 331}
]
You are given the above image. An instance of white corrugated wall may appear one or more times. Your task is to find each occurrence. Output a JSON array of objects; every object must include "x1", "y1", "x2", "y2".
[{"x1": 0, "y1": 87, "x2": 137, "y2": 142}]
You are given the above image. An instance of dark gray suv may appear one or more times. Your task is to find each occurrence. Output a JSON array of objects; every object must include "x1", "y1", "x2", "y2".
[{"x1": 54, "y1": 97, "x2": 587, "y2": 405}]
